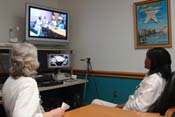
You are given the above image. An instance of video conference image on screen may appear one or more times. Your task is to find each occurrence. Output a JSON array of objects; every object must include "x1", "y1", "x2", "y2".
[
  {"x1": 48, "y1": 54, "x2": 69, "y2": 68},
  {"x1": 29, "y1": 7, "x2": 67, "y2": 39}
]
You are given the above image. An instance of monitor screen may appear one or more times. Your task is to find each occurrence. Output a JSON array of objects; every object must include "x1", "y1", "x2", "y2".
[
  {"x1": 47, "y1": 54, "x2": 71, "y2": 68},
  {"x1": 25, "y1": 3, "x2": 69, "y2": 45}
]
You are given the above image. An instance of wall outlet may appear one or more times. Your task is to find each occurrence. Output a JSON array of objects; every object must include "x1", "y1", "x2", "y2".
[{"x1": 113, "y1": 90, "x2": 118, "y2": 98}]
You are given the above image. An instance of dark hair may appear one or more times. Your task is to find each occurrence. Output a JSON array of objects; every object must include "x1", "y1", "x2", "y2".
[
  {"x1": 147, "y1": 72, "x2": 175, "y2": 115},
  {"x1": 147, "y1": 48, "x2": 173, "y2": 115},
  {"x1": 147, "y1": 47, "x2": 171, "y2": 80}
]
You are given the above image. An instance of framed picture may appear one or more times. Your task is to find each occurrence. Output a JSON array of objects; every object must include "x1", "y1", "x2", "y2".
[{"x1": 133, "y1": 0, "x2": 172, "y2": 49}]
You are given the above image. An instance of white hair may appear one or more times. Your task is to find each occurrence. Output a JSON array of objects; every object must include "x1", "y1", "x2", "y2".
[{"x1": 10, "y1": 43, "x2": 39, "y2": 79}]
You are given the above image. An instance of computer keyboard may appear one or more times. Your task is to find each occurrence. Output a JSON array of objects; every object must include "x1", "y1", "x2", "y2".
[
  {"x1": 36, "y1": 74, "x2": 64, "y2": 87},
  {"x1": 37, "y1": 80, "x2": 63, "y2": 87},
  {"x1": 36, "y1": 74, "x2": 53, "y2": 82}
]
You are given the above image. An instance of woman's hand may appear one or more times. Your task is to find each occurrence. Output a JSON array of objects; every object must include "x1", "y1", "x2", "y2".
[
  {"x1": 43, "y1": 107, "x2": 65, "y2": 117},
  {"x1": 115, "y1": 103, "x2": 125, "y2": 109},
  {"x1": 51, "y1": 108, "x2": 65, "y2": 117}
]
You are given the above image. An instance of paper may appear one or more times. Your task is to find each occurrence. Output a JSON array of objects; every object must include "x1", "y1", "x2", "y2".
[{"x1": 61, "y1": 102, "x2": 70, "y2": 111}]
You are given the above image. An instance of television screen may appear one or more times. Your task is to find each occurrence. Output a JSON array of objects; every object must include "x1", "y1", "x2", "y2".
[
  {"x1": 47, "y1": 54, "x2": 71, "y2": 68},
  {"x1": 25, "y1": 3, "x2": 69, "y2": 45}
]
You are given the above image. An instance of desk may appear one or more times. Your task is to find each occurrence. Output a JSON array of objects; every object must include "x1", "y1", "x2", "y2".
[
  {"x1": 65, "y1": 104, "x2": 164, "y2": 117},
  {"x1": 0, "y1": 79, "x2": 87, "y2": 97},
  {"x1": 39, "y1": 79, "x2": 87, "y2": 110},
  {"x1": 39, "y1": 79, "x2": 87, "y2": 92},
  {"x1": 48, "y1": 25, "x2": 66, "y2": 37}
]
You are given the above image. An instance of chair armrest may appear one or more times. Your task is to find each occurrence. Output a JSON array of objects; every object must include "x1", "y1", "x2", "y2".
[{"x1": 165, "y1": 106, "x2": 175, "y2": 117}]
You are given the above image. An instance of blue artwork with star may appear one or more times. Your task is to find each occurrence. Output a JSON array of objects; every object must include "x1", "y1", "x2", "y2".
[{"x1": 136, "y1": 0, "x2": 169, "y2": 45}]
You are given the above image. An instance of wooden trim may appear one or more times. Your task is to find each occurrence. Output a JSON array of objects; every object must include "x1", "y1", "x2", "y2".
[{"x1": 72, "y1": 69, "x2": 146, "y2": 79}]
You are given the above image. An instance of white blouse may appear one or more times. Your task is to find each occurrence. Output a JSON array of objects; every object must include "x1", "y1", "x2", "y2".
[
  {"x1": 2, "y1": 76, "x2": 43, "y2": 117},
  {"x1": 123, "y1": 73, "x2": 166, "y2": 112}
]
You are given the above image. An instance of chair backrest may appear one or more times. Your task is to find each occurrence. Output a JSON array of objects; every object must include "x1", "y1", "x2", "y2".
[
  {"x1": 165, "y1": 106, "x2": 175, "y2": 117},
  {"x1": 147, "y1": 72, "x2": 175, "y2": 115}
]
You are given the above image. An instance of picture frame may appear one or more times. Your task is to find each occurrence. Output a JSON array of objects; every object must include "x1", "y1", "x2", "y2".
[{"x1": 133, "y1": 0, "x2": 172, "y2": 49}]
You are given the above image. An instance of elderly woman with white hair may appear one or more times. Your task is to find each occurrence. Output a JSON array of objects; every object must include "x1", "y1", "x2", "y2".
[{"x1": 2, "y1": 43, "x2": 64, "y2": 117}]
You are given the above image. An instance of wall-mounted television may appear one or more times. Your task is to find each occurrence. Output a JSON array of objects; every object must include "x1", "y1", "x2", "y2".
[{"x1": 25, "y1": 3, "x2": 69, "y2": 45}]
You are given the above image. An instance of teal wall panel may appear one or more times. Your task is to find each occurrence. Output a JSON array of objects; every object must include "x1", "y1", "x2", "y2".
[{"x1": 78, "y1": 75, "x2": 141, "y2": 104}]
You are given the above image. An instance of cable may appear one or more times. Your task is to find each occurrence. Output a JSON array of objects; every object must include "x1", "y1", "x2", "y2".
[
  {"x1": 93, "y1": 78, "x2": 100, "y2": 98},
  {"x1": 82, "y1": 59, "x2": 90, "y2": 100},
  {"x1": 82, "y1": 58, "x2": 100, "y2": 100}
]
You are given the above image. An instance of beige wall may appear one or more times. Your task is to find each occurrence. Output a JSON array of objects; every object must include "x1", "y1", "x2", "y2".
[
  {"x1": 58, "y1": 0, "x2": 175, "y2": 73},
  {"x1": 0, "y1": 0, "x2": 60, "y2": 43},
  {"x1": 0, "y1": 0, "x2": 175, "y2": 73}
]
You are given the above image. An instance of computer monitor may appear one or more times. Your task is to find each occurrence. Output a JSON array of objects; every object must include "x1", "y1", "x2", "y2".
[{"x1": 47, "y1": 53, "x2": 71, "y2": 69}]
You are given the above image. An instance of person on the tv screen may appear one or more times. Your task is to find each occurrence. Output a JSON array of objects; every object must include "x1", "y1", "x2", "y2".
[
  {"x1": 42, "y1": 16, "x2": 49, "y2": 24},
  {"x1": 50, "y1": 55, "x2": 57, "y2": 66},
  {"x1": 50, "y1": 13, "x2": 57, "y2": 27},
  {"x1": 54, "y1": 55, "x2": 65, "y2": 66},
  {"x1": 34, "y1": 16, "x2": 43, "y2": 36},
  {"x1": 57, "y1": 16, "x2": 65, "y2": 29},
  {"x1": 62, "y1": 55, "x2": 68, "y2": 66},
  {"x1": 2, "y1": 43, "x2": 65, "y2": 117}
]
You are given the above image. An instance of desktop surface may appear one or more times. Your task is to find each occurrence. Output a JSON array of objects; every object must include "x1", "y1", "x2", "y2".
[
  {"x1": 38, "y1": 79, "x2": 87, "y2": 92},
  {"x1": 65, "y1": 104, "x2": 163, "y2": 117},
  {"x1": 0, "y1": 79, "x2": 87, "y2": 97}
]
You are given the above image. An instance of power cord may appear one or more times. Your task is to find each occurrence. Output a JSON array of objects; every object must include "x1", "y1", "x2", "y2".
[{"x1": 81, "y1": 58, "x2": 100, "y2": 100}]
